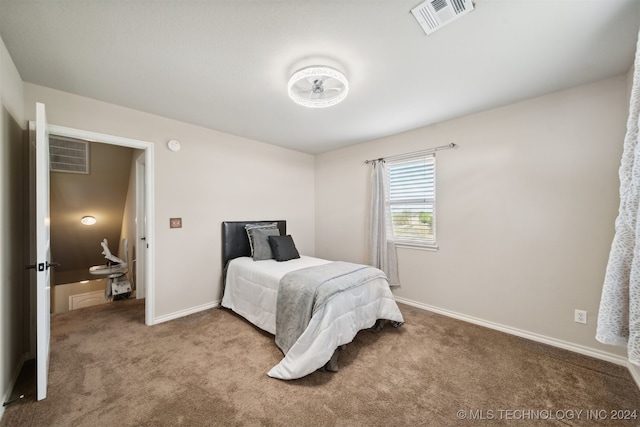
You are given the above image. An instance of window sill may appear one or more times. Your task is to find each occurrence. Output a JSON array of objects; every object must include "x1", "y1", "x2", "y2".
[{"x1": 394, "y1": 242, "x2": 439, "y2": 252}]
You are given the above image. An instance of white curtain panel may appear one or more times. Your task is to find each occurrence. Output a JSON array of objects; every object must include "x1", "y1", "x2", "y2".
[
  {"x1": 596, "y1": 29, "x2": 640, "y2": 365},
  {"x1": 368, "y1": 160, "x2": 400, "y2": 287}
]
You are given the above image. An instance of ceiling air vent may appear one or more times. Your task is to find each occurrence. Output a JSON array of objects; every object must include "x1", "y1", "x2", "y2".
[
  {"x1": 411, "y1": 0, "x2": 474, "y2": 35},
  {"x1": 49, "y1": 136, "x2": 89, "y2": 174}
]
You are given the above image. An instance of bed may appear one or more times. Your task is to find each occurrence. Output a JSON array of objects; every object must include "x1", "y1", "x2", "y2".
[{"x1": 220, "y1": 220, "x2": 404, "y2": 380}]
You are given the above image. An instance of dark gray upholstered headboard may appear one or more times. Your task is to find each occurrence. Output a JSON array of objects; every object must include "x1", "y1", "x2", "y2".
[{"x1": 221, "y1": 220, "x2": 286, "y2": 268}]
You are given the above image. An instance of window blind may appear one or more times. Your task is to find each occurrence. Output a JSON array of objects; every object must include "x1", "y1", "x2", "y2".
[{"x1": 387, "y1": 154, "x2": 436, "y2": 246}]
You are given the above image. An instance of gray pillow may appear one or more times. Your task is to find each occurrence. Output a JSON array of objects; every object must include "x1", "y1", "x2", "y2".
[
  {"x1": 268, "y1": 235, "x2": 300, "y2": 262},
  {"x1": 245, "y1": 223, "x2": 278, "y2": 257},
  {"x1": 247, "y1": 227, "x2": 281, "y2": 260}
]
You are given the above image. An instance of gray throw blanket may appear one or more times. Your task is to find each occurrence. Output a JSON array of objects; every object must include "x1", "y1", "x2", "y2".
[{"x1": 275, "y1": 261, "x2": 388, "y2": 355}]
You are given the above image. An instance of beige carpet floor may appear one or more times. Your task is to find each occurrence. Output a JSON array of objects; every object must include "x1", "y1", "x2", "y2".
[{"x1": 2, "y1": 299, "x2": 639, "y2": 426}]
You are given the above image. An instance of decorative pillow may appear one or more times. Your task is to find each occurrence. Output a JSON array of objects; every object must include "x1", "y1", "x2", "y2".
[
  {"x1": 245, "y1": 222, "x2": 278, "y2": 257},
  {"x1": 247, "y1": 227, "x2": 281, "y2": 260},
  {"x1": 268, "y1": 235, "x2": 300, "y2": 262},
  {"x1": 244, "y1": 222, "x2": 277, "y2": 230}
]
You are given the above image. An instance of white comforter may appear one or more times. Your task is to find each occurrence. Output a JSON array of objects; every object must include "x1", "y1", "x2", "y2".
[{"x1": 221, "y1": 256, "x2": 404, "y2": 379}]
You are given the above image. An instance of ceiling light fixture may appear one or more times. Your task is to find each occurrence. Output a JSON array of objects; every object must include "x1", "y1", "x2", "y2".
[
  {"x1": 287, "y1": 66, "x2": 349, "y2": 108},
  {"x1": 81, "y1": 216, "x2": 97, "y2": 225}
]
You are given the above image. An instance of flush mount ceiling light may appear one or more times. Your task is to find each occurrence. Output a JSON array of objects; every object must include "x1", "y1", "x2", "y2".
[
  {"x1": 287, "y1": 66, "x2": 349, "y2": 108},
  {"x1": 81, "y1": 216, "x2": 97, "y2": 225}
]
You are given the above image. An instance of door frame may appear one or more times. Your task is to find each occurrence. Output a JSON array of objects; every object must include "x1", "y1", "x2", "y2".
[
  {"x1": 46, "y1": 124, "x2": 156, "y2": 325},
  {"x1": 134, "y1": 152, "x2": 146, "y2": 300}
]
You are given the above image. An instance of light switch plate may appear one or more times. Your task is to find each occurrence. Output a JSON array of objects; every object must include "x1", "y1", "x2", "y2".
[{"x1": 170, "y1": 218, "x2": 182, "y2": 228}]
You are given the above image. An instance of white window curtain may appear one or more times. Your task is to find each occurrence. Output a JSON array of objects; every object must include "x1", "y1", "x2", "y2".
[
  {"x1": 596, "y1": 27, "x2": 640, "y2": 365},
  {"x1": 368, "y1": 160, "x2": 400, "y2": 287}
]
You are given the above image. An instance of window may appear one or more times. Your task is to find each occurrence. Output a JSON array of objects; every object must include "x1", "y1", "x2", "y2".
[{"x1": 386, "y1": 154, "x2": 436, "y2": 248}]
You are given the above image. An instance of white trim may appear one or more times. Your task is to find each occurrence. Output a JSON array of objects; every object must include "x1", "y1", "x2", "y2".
[
  {"x1": 0, "y1": 353, "x2": 28, "y2": 419},
  {"x1": 135, "y1": 154, "x2": 146, "y2": 301},
  {"x1": 152, "y1": 301, "x2": 220, "y2": 325},
  {"x1": 45, "y1": 124, "x2": 156, "y2": 326},
  {"x1": 627, "y1": 363, "x2": 640, "y2": 390},
  {"x1": 395, "y1": 243, "x2": 439, "y2": 252},
  {"x1": 144, "y1": 145, "x2": 155, "y2": 325},
  {"x1": 394, "y1": 296, "x2": 630, "y2": 367}
]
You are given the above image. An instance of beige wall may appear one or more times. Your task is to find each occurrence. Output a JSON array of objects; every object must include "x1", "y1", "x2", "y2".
[
  {"x1": 0, "y1": 35, "x2": 26, "y2": 409},
  {"x1": 24, "y1": 83, "x2": 316, "y2": 320},
  {"x1": 316, "y1": 75, "x2": 629, "y2": 359}
]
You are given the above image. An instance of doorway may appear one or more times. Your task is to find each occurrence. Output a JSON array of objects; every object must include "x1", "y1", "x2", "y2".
[{"x1": 46, "y1": 124, "x2": 155, "y2": 325}]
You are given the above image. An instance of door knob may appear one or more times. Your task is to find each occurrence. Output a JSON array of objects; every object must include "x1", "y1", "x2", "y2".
[{"x1": 25, "y1": 262, "x2": 60, "y2": 271}]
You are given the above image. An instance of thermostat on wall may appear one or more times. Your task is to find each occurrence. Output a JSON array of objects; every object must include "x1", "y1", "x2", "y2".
[{"x1": 167, "y1": 139, "x2": 181, "y2": 152}]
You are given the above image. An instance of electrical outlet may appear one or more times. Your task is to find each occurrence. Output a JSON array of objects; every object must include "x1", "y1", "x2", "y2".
[{"x1": 575, "y1": 309, "x2": 587, "y2": 324}]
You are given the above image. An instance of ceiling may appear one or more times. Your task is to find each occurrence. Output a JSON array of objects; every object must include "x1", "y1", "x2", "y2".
[{"x1": 1, "y1": 1, "x2": 639, "y2": 154}]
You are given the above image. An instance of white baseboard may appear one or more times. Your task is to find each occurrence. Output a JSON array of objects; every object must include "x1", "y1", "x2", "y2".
[
  {"x1": 627, "y1": 362, "x2": 640, "y2": 390},
  {"x1": 151, "y1": 300, "x2": 220, "y2": 325},
  {"x1": 394, "y1": 297, "x2": 638, "y2": 388},
  {"x1": 0, "y1": 353, "x2": 29, "y2": 421}
]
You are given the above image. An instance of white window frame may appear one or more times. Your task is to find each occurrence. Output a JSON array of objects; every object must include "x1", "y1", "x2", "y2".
[{"x1": 386, "y1": 154, "x2": 438, "y2": 250}]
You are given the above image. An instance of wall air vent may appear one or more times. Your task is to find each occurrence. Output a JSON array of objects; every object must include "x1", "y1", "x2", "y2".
[
  {"x1": 49, "y1": 136, "x2": 89, "y2": 174},
  {"x1": 411, "y1": 0, "x2": 474, "y2": 35}
]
